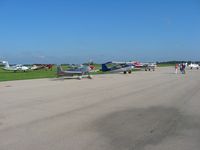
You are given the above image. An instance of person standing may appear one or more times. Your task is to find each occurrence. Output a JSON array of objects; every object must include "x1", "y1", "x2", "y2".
[
  {"x1": 182, "y1": 63, "x2": 186, "y2": 74},
  {"x1": 180, "y1": 63, "x2": 183, "y2": 73},
  {"x1": 175, "y1": 64, "x2": 179, "y2": 74}
]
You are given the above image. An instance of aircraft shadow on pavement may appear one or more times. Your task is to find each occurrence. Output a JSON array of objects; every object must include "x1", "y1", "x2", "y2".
[{"x1": 49, "y1": 77, "x2": 88, "y2": 81}]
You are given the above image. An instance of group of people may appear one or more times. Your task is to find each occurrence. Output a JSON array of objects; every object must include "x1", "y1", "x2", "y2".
[{"x1": 175, "y1": 63, "x2": 186, "y2": 74}]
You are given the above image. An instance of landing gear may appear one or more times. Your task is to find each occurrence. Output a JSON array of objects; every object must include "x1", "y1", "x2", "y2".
[
  {"x1": 78, "y1": 76, "x2": 82, "y2": 80},
  {"x1": 128, "y1": 70, "x2": 132, "y2": 74},
  {"x1": 87, "y1": 75, "x2": 92, "y2": 79},
  {"x1": 124, "y1": 71, "x2": 127, "y2": 74}
]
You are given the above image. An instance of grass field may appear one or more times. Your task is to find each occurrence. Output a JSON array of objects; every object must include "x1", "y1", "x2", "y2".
[
  {"x1": 0, "y1": 67, "x2": 57, "y2": 82},
  {"x1": 157, "y1": 63, "x2": 175, "y2": 67}
]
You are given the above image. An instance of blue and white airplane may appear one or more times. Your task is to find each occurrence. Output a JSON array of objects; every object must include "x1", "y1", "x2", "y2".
[{"x1": 101, "y1": 61, "x2": 134, "y2": 74}]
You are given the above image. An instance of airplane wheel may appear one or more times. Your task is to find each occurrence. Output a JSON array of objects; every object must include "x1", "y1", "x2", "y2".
[
  {"x1": 128, "y1": 70, "x2": 131, "y2": 74},
  {"x1": 124, "y1": 71, "x2": 127, "y2": 74},
  {"x1": 191, "y1": 67, "x2": 193, "y2": 69},
  {"x1": 88, "y1": 75, "x2": 92, "y2": 79}
]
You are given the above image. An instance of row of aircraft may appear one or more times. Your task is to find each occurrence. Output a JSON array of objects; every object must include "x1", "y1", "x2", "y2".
[
  {"x1": 1, "y1": 60, "x2": 199, "y2": 80},
  {"x1": 101, "y1": 61, "x2": 156, "y2": 73},
  {"x1": 57, "y1": 61, "x2": 157, "y2": 79}
]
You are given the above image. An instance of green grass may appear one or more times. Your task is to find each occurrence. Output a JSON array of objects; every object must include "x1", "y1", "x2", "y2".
[
  {"x1": 157, "y1": 63, "x2": 175, "y2": 67},
  {"x1": 0, "y1": 67, "x2": 57, "y2": 82}
]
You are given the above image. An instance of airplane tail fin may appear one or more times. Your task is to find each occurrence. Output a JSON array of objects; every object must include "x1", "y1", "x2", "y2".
[
  {"x1": 101, "y1": 64, "x2": 109, "y2": 71},
  {"x1": 57, "y1": 65, "x2": 63, "y2": 75},
  {"x1": 81, "y1": 65, "x2": 91, "y2": 74},
  {"x1": 2, "y1": 61, "x2": 10, "y2": 68}
]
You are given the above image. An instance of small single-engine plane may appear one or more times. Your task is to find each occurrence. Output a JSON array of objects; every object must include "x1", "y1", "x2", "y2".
[
  {"x1": 188, "y1": 63, "x2": 199, "y2": 70},
  {"x1": 57, "y1": 65, "x2": 92, "y2": 80},
  {"x1": 101, "y1": 61, "x2": 134, "y2": 74},
  {"x1": 132, "y1": 61, "x2": 143, "y2": 68},
  {"x1": 143, "y1": 63, "x2": 157, "y2": 71},
  {"x1": 1, "y1": 61, "x2": 29, "y2": 72},
  {"x1": 30, "y1": 64, "x2": 53, "y2": 70},
  {"x1": 130, "y1": 61, "x2": 157, "y2": 71}
]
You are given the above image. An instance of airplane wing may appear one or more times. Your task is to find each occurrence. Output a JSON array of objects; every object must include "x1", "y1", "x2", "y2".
[{"x1": 64, "y1": 70, "x2": 82, "y2": 74}]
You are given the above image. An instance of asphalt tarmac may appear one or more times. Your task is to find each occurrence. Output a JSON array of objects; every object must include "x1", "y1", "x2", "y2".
[{"x1": 0, "y1": 67, "x2": 200, "y2": 150}]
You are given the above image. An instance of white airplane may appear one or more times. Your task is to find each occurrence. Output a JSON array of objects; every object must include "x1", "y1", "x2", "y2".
[
  {"x1": 1, "y1": 61, "x2": 29, "y2": 72},
  {"x1": 143, "y1": 63, "x2": 157, "y2": 71},
  {"x1": 188, "y1": 63, "x2": 199, "y2": 70}
]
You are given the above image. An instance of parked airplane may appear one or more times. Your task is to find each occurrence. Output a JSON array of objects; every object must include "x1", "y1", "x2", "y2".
[
  {"x1": 188, "y1": 63, "x2": 199, "y2": 69},
  {"x1": 101, "y1": 61, "x2": 134, "y2": 74},
  {"x1": 132, "y1": 61, "x2": 143, "y2": 68},
  {"x1": 123, "y1": 61, "x2": 156, "y2": 71},
  {"x1": 1, "y1": 61, "x2": 29, "y2": 72},
  {"x1": 143, "y1": 63, "x2": 157, "y2": 71},
  {"x1": 122, "y1": 61, "x2": 157, "y2": 71},
  {"x1": 30, "y1": 64, "x2": 53, "y2": 70},
  {"x1": 57, "y1": 65, "x2": 92, "y2": 79}
]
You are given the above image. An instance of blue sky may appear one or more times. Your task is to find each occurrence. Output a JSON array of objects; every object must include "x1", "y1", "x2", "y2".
[{"x1": 0, "y1": 0, "x2": 200, "y2": 64}]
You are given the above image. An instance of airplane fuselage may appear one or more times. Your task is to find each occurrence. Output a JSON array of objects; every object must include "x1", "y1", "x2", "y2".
[{"x1": 188, "y1": 64, "x2": 199, "y2": 69}]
